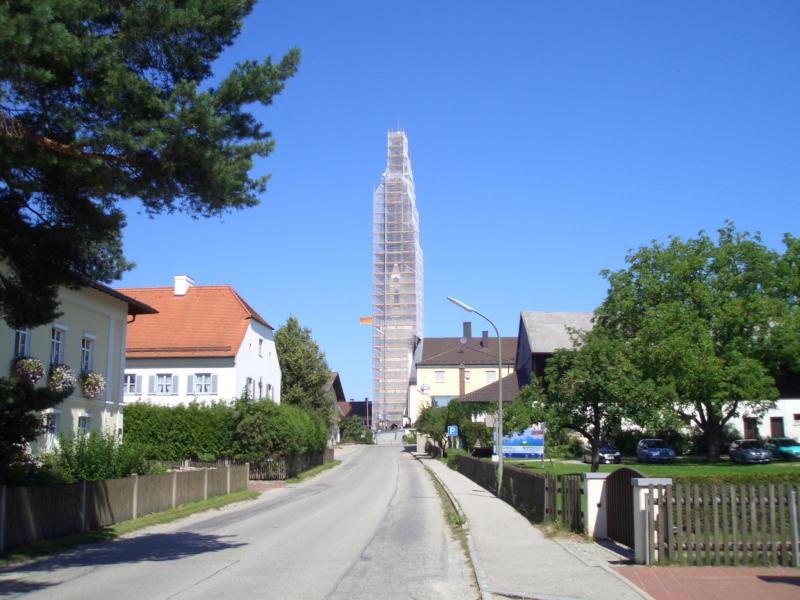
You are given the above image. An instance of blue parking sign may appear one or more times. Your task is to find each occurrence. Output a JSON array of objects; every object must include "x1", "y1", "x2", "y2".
[{"x1": 447, "y1": 425, "x2": 459, "y2": 437}]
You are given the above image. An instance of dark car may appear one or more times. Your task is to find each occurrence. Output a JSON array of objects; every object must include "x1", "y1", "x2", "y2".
[
  {"x1": 764, "y1": 437, "x2": 800, "y2": 461},
  {"x1": 728, "y1": 439, "x2": 772, "y2": 464},
  {"x1": 583, "y1": 444, "x2": 621, "y2": 464},
  {"x1": 636, "y1": 438, "x2": 676, "y2": 463}
]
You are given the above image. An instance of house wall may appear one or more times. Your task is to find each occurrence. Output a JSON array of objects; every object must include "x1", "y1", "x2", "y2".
[
  {"x1": 416, "y1": 364, "x2": 514, "y2": 407},
  {"x1": 123, "y1": 322, "x2": 281, "y2": 408},
  {"x1": 123, "y1": 357, "x2": 235, "y2": 407},
  {"x1": 233, "y1": 321, "x2": 281, "y2": 403},
  {"x1": 0, "y1": 286, "x2": 129, "y2": 453},
  {"x1": 739, "y1": 399, "x2": 800, "y2": 439}
]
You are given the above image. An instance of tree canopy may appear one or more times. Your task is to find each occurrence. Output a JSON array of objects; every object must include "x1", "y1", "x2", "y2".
[
  {"x1": 0, "y1": 0, "x2": 299, "y2": 328},
  {"x1": 596, "y1": 224, "x2": 800, "y2": 458},
  {"x1": 274, "y1": 317, "x2": 333, "y2": 425}
]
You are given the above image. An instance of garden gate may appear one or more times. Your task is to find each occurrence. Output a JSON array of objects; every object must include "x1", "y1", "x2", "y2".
[{"x1": 606, "y1": 467, "x2": 644, "y2": 548}]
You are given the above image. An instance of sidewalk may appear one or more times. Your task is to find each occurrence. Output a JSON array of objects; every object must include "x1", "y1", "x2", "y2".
[{"x1": 421, "y1": 456, "x2": 650, "y2": 600}]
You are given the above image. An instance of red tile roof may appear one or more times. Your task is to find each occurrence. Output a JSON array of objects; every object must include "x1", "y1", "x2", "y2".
[{"x1": 118, "y1": 285, "x2": 272, "y2": 359}]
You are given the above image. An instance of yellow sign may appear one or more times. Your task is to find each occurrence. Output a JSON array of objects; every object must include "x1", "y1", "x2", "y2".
[{"x1": 359, "y1": 316, "x2": 373, "y2": 325}]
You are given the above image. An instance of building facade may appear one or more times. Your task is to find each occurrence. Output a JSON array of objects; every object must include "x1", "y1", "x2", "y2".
[
  {"x1": 372, "y1": 130, "x2": 424, "y2": 427},
  {"x1": 0, "y1": 284, "x2": 155, "y2": 453},
  {"x1": 120, "y1": 276, "x2": 281, "y2": 407}
]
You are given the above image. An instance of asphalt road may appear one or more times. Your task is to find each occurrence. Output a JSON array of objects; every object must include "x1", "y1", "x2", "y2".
[{"x1": 0, "y1": 445, "x2": 477, "y2": 600}]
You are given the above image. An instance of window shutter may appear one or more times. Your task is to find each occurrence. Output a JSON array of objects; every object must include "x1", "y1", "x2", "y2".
[
  {"x1": 148, "y1": 376, "x2": 155, "y2": 395},
  {"x1": 187, "y1": 375, "x2": 195, "y2": 394},
  {"x1": 211, "y1": 374, "x2": 218, "y2": 394},
  {"x1": 171, "y1": 375, "x2": 179, "y2": 395},
  {"x1": 135, "y1": 375, "x2": 142, "y2": 394}
]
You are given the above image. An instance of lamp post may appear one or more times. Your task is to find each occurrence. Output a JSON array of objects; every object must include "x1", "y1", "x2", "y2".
[{"x1": 447, "y1": 296, "x2": 504, "y2": 498}]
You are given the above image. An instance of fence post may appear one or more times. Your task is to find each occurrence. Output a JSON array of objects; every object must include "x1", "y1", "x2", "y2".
[
  {"x1": 226, "y1": 465, "x2": 231, "y2": 495},
  {"x1": 790, "y1": 488, "x2": 799, "y2": 568},
  {"x1": 0, "y1": 484, "x2": 6, "y2": 553},
  {"x1": 171, "y1": 470, "x2": 177, "y2": 509},
  {"x1": 132, "y1": 474, "x2": 139, "y2": 519},
  {"x1": 632, "y1": 477, "x2": 672, "y2": 564},
  {"x1": 203, "y1": 468, "x2": 208, "y2": 501},
  {"x1": 80, "y1": 480, "x2": 88, "y2": 532},
  {"x1": 246, "y1": 462, "x2": 250, "y2": 485},
  {"x1": 585, "y1": 473, "x2": 610, "y2": 539}
]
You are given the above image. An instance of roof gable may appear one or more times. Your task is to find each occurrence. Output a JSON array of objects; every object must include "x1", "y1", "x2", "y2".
[
  {"x1": 118, "y1": 285, "x2": 271, "y2": 359},
  {"x1": 519, "y1": 311, "x2": 594, "y2": 354},
  {"x1": 418, "y1": 336, "x2": 517, "y2": 366}
]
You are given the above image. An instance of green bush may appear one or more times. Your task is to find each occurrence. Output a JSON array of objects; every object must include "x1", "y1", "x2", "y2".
[
  {"x1": 445, "y1": 448, "x2": 468, "y2": 469},
  {"x1": 40, "y1": 432, "x2": 157, "y2": 483},
  {"x1": 232, "y1": 400, "x2": 327, "y2": 462}
]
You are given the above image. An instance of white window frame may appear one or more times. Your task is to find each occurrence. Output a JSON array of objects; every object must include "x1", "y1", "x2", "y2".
[
  {"x1": 259, "y1": 338, "x2": 264, "y2": 357},
  {"x1": 124, "y1": 374, "x2": 137, "y2": 394},
  {"x1": 157, "y1": 373, "x2": 173, "y2": 395},
  {"x1": 434, "y1": 370, "x2": 445, "y2": 384},
  {"x1": 464, "y1": 370, "x2": 471, "y2": 382},
  {"x1": 485, "y1": 370, "x2": 498, "y2": 382},
  {"x1": 43, "y1": 411, "x2": 61, "y2": 451},
  {"x1": 77, "y1": 415, "x2": 91, "y2": 436},
  {"x1": 266, "y1": 383, "x2": 274, "y2": 401},
  {"x1": 50, "y1": 327, "x2": 66, "y2": 365},
  {"x1": 195, "y1": 373, "x2": 212, "y2": 395},
  {"x1": 80, "y1": 337, "x2": 94, "y2": 373},
  {"x1": 14, "y1": 327, "x2": 30, "y2": 358}
]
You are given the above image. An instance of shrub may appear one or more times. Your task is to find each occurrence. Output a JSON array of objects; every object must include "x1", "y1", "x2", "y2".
[
  {"x1": 232, "y1": 400, "x2": 327, "y2": 461},
  {"x1": 446, "y1": 448, "x2": 468, "y2": 469},
  {"x1": 13, "y1": 357, "x2": 44, "y2": 384},
  {"x1": 40, "y1": 432, "x2": 154, "y2": 483}
]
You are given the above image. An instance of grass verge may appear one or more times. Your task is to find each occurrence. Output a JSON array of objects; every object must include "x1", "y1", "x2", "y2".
[
  {"x1": 0, "y1": 489, "x2": 258, "y2": 567},
  {"x1": 286, "y1": 460, "x2": 341, "y2": 483},
  {"x1": 424, "y1": 467, "x2": 468, "y2": 546}
]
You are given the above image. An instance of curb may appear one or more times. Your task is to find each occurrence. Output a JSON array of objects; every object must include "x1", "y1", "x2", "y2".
[{"x1": 412, "y1": 453, "x2": 492, "y2": 600}]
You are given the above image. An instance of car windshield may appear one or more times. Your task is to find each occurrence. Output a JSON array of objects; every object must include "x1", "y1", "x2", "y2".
[
  {"x1": 739, "y1": 441, "x2": 760, "y2": 449},
  {"x1": 775, "y1": 438, "x2": 800, "y2": 447},
  {"x1": 646, "y1": 440, "x2": 668, "y2": 448}
]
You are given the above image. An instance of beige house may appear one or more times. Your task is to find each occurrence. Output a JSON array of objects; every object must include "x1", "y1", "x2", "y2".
[
  {"x1": 409, "y1": 322, "x2": 516, "y2": 423},
  {"x1": 0, "y1": 283, "x2": 155, "y2": 454}
]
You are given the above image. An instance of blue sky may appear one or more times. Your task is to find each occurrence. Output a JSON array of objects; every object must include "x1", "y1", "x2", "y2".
[{"x1": 118, "y1": 1, "x2": 800, "y2": 403}]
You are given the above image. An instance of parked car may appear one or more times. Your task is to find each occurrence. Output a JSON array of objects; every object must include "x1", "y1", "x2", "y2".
[
  {"x1": 583, "y1": 443, "x2": 621, "y2": 464},
  {"x1": 764, "y1": 437, "x2": 800, "y2": 461},
  {"x1": 636, "y1": 438, "x2": 676, "y2": 463},
  {"x1": 728, "y1": 439, "x2": 772, "y2": 464}
]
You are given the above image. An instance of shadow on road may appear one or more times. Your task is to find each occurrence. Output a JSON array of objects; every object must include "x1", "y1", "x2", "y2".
[
  {"x1": 4, "y1": 532, "x2": 246, "y2": 575},
  {"x1": 758, "y1": 575, "x2": 800, "y2": 587},
  {"x1": 0, "y1": 578, "x2": 55, "y2": 593}
]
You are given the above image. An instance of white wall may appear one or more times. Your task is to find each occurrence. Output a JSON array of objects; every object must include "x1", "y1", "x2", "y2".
[
  {"x1": 234, "y1": 321, "x2": 281, "y2": 403},
  {"x1": 739, "y1": 399, "x2": 800, "y2": 439}
]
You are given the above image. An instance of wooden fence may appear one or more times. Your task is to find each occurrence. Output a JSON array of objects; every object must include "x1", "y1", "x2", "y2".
[
  {"x1": 643, "y1": 482, "x2": 800, "y2": 566},
  {"x1": 457, "y1": 456, "x2": 584, "y2": 533},
  {"x1": 0, "y1": 464, "x2": 249, "y2": 551}
]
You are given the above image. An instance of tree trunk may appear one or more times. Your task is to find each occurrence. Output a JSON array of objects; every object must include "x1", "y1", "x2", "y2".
[
  {"x1": 705, "y1": 419, "x2": 721, "y2": 461},
  {"x1": 591, "y1": 438, "x2": 600, "y2": 473}
]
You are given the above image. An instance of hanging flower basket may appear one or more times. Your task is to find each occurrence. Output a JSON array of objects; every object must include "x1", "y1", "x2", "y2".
[
  {"x1": 81, "y1": 371, "x2": 106, "y2": 398},
  {"x1": 48, "y1": 364, "x2": 76, "y2": 394},
  {"x1": 13, "y1": 357, "x2": 45, "y2": 385}
]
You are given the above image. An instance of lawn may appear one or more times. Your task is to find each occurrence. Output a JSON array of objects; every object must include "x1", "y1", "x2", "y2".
[{"x1": 508, "y1": 456, "x2": 800, "y2": 482}]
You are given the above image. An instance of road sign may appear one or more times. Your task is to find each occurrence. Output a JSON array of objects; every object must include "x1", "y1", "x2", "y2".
[{"x1": 447, "y1": 425, "x2": 459, "y2": 437}]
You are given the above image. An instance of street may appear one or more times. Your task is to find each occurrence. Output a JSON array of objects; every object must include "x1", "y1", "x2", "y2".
[{"x1": 0, "y1": 445, "x2": 476, "y2": 600}]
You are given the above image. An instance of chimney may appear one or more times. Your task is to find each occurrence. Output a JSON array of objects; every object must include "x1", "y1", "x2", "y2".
[
  {"x1": 481, "y1": 330, "x2": 489, "y2": 347},
  {"x1": 463, "y1": 321, "x2": 472, "y2": 339},
  {"x1": 173, "y1": 275, "x2": 195, "y2": 296}
]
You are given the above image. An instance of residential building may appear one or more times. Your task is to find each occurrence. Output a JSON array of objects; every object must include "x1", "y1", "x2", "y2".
[
  {"x1": 119, "y1": 276, "x2": 281, "y2": 406},
  {"x1": 372, "y1": 129, "x2": 424, "y2": 428},
  {"x1": 410, "y1": 321, "x2": 516, "y2": 423},
  {"x1": 325, "y1": 372, "x2": 346, "y2": 446},
  {"x1": 338, "y1": 399, "x2": 373, "y2": 430},
  {"x1": 515, "y1": 311, "x2": 594, "y2": 384},
  {"x1": 0, "y1": 283, "x2": 156, "y2": 453},
  {"x1": 739, "y1": 371, "x2": 800, "y2": 440}
]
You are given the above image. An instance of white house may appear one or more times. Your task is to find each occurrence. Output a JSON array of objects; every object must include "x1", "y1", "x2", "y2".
[
  {"x1": 0, "y1": 282, "x2": 156, "y2": 453},
  {"x1": 119, "y1": 276, "x2": 281, "y2": 407}
]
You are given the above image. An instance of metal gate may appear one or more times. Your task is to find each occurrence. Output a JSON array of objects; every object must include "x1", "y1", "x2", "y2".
[{"x1": 606, "y1": 467, "x2": 643, "y2": 548}]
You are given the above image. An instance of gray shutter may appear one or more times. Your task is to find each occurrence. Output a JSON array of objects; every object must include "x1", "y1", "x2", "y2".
[
  {"x1": 134, "y1": 375, "x2": 142, "y2": 394},
  {"x1": 187, "y1": 375, "x2": 195, "y2": 394},
  {"x1": 211, "y1": 374, "x2": 218, "y2": 394},
  {"x1": 148, "y1": 376, "x2": 155, "y2": 395},
  {"x1": 171, "y1": 374, "x2": 179, "y2": 395}
]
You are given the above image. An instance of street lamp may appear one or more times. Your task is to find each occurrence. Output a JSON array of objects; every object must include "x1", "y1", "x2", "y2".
[{"x1": 446, "y1": 296, "x2": 504, "y2": 498}]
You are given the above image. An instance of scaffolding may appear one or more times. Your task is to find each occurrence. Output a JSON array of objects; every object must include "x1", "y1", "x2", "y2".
[{"x1": 372, "y1": 130, "x2": 424, "y2": 427}]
